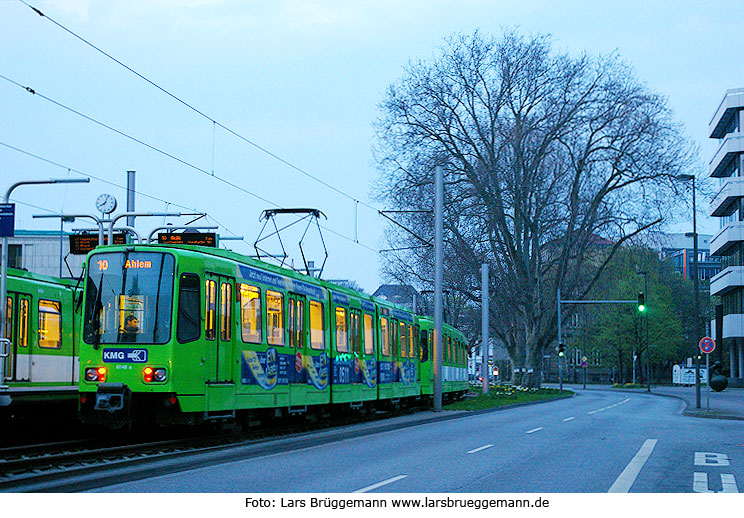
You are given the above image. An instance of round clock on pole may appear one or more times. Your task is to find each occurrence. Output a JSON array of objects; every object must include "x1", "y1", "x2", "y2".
[{"x1": 95, "y1": 193, "x2": 117, "y2": 214}]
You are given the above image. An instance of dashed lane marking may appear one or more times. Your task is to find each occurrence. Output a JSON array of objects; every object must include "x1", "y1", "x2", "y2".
[
  {"x1": 526, "y1": 427, "x2": 543, "y2": 434},
  {"x1": 354, "y1": 475, "x2": 408, "y2": 493},
  {"x1": 467, "y1": 444, "x2": 494, "y2": 454},
  {"x1": 563, "y1": 417, "x2": 575, "y2": 422},
  {"x1": 589, "y1": 398, "x2": 630, "y2": 415},
  {"x1": 608, "y1": 438, "x2": 658, "y2": 493}
]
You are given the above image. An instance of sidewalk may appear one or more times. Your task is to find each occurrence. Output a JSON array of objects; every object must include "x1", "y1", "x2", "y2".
[{"x1": 650, "y1": 385, "x2": 744, "y2": 421}]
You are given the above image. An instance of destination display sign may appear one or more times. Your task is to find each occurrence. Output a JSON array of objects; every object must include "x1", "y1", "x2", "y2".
[
  {"x1": 70, "y1": 233, "x2": 126, "y2": 255},
  {"x1": 157, "y1": 232, "x2": 217, "y2": 247}
]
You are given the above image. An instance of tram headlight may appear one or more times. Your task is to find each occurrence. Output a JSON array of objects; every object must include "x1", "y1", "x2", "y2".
[
  {"x1": 153, "y1": 368, "x2": 167, "y2": 382},
  {"x1": 85, "y1": 367, "x2": 106, "y2": 382},
  {"x1": 143, "y1": 367, "x2": 167, "y2": 383}
]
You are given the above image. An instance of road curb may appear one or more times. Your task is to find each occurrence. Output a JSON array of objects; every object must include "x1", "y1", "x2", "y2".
[{"x1": 641, "y1": 389, "x2": 744, "y2": 421}]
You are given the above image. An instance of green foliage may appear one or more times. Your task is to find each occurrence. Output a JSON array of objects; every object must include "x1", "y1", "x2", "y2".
[{"x1": 578, "y1": 247, "x2": 692, "y2": 382}]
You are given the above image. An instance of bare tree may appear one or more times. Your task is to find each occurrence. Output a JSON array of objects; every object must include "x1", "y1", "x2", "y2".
[{"x1": 374, "y1": 30, "x2": 697, "y2": 387}]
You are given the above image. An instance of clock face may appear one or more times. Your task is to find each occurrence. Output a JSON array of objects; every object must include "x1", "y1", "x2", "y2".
[{"x1": 96, "y1": 194, "x2": 117, "y2": 214}]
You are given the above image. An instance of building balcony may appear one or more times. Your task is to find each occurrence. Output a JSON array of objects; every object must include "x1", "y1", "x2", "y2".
[
  {"x1": 709, "y1": 88, "x2": 744, "y2": 139},
  {"x1": 709, "y1": 134, "x2": 744, "y2": 178},
  {"x1": 712, "y1": 314, "x2": 744, "y2": 340},
  {"x1": 710, "y1": 266, "x2": 744, "y2": 296},
  {"x1": 710, "y1": 177, "x2": 744, "y2": 217},
  {"x1": 710, "y1": 222, "x2": 744, "y2": 256}
]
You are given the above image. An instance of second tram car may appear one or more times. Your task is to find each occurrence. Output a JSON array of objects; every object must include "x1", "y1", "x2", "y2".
[{"x1": 1, "y1": 268, "x2": 81, "y2": 414}]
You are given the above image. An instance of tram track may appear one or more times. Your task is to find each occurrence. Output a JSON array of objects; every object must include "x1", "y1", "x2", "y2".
[{"x1": 0, "y1": 405, "x2": 437, "y2": 492}]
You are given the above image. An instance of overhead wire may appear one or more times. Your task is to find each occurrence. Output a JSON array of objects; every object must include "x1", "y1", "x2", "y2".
[
  {"x1": 17, "y1": 0, "x2": 380, "y2": 213},
  {"x1": 0, "y1": 139, "x2": 244, "y2": 241},
  {"x1": 13, "y1": 0, "x2": 423, "y2": 253}
]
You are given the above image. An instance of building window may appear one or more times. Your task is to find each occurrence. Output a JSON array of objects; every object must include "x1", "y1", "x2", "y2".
[{"x1": 8, "y1": 244, "x2": 22, "y2": 269}]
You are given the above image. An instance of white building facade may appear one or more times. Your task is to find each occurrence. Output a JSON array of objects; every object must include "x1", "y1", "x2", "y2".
[{"x1": 709, "y1": 88, "x2": 744, "y2": 380}]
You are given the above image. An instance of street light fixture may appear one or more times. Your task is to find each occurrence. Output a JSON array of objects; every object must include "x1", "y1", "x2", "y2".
[
  {"x1": 677, "y1": 173, "x2": 701, "y2": 409},
  {"x1": 1, "y1": 177, "x2": 90, "y2": 388}
]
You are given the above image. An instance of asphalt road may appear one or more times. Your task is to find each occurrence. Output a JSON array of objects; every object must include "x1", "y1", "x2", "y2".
[{"x1": 92, "y1": 388, "x2": 744, "y2": 493}]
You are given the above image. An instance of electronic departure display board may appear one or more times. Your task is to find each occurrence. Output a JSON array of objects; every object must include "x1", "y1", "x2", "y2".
[
  {"x1": 157, "y1": 232, "x2": 217, "y2": 247},
  {"x1": 70, "y1": 233, "x2": 127, "y2": 255}
]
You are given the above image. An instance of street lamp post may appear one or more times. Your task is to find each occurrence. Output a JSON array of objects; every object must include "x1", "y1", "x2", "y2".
[
  {"x1": 1, "y1": 178, "x2": 89, "y2": 387},
  {"x1": 678, "y1": 174, "x2": 701, "y2": 409}
]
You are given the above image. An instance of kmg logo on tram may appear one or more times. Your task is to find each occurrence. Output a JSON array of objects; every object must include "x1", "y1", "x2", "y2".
[{"x1": 102, "y1": 348, "x2": 149, "y2": 363}]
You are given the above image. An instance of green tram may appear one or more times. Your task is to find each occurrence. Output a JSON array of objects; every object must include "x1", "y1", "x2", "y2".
[
  {"x1": 419, "y1": 317, "x2": 469, "y2": 400},
  {"x1": 78, "y1": 245, "x2": 468, "y2": 428},
  {"x1": 1, "y1": 268, "x2": 80, "y2": 413}
]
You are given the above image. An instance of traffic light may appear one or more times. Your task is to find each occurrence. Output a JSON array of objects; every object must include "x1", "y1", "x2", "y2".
[
  {"x1": 637, "y1": 292, "x2": 646, "y2": 313},
  {"x1": 558, "y1": 343, "x2": 566, "y2": 357}
]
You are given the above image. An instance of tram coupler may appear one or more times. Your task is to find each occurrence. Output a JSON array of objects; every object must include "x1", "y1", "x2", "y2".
[{"x1": 94, "y1": 383, "x2": 131, "y2": 413}]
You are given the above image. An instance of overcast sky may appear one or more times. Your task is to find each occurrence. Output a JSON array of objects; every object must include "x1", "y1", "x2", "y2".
[{"x1": 2, "y1": 0, "x2": 743, "y2": 292}]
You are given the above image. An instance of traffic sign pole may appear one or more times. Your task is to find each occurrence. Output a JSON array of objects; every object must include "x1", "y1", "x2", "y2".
[{"x1": 706, "y1": 352, "x2": 710, "y2": 413}]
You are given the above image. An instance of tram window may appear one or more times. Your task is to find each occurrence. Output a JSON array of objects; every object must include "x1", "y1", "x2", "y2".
[
  {"x1": 295, "y1": 299, "x2": 304, "y2": 350},
  {"x1": 380, "y1": 316, "x2": 389, "y2": 356},
  {"x1": 4, "y1": 297, "x2": 12, "y2": 342},
  {"x1": 309, "y1": 301, "x2": 324, "y2": 350},
  {"x1": 266, "y1": 290, "x2": 284, "y2": 346},
  {"x1": 239, "y1": 284, "x2": 261, "y2": 344},
  {"x1": 350, "y1": 311, "x2": 360, "y2": 355},
  {"x1": 335, "y1": 307, "x2": 348, "y2": 353},
  {"x1": 38, "y1": 299, "x2": 62, "y2": 349},
  {"x1": 205, "y1": 280, "x2": 216, "y2": 341},
  {"x1": 399, "y1": 322, "x2": 407, "y2": 358},
  {"x1": 18, "y1": 299, "x2": 29, "y2": 347},
  {"x1": 447, "y1": 336, "x2": 452, "y2": 362},
  {"x1": 177, "y1": 274, "x2": 201, "y2": 343},
  {"x1": 419, "y1": 329, "x2": 428, "y2": 362},
  {"x1": 220, "y1": 282, "x2": 232, "y2": 341},
  {"x1": 408, "y1": 324, "x2": 414, "y2": 358},
  {"x1": 363, "y1": 313, "x2": 374, "y2": 354}
]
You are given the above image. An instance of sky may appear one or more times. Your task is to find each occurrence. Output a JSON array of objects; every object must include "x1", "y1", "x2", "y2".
[{"x1": 2, "y1": 0, "x2": 744, "y2": 293}]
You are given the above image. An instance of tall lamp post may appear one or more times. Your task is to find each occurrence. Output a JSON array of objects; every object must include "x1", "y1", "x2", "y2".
[
  {"x1": 1, "y1": 178, "x2": 90, "y2": 388},
  {"x1": 678, "y1": 174, "x2": 701, "y2": 409}
]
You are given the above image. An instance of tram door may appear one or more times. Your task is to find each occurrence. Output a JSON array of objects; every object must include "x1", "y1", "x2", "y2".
[
  {"x1": 288, "y1": 293, "x2": 306, "y2": 405},
  {"x1": 204, "y1": 275, "x2": 235, "y2": 384},
  {"x1": 3, "y1": 293, "x2": 31, "y2": 382}
]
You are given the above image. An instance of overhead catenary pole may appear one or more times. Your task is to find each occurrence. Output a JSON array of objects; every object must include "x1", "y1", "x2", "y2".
[
  {"x1": 433, "y1": 164, "x2": 443, "y2": 412},
  {"x1": 1, "y1": 177, "x2": 89, "y2": 389},
  {"x1": 481, "y1": 262, "x2": 489, "y2": 394},
  {"x1": 126, "y1": 171, "x2": 136, "y2": 229}
]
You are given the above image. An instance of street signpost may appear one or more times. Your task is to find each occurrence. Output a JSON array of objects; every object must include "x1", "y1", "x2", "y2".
[
  {"x1": 581, "y1": 356, "x2": 588, "y2": 389},
  {"x1": 699, "y1": 337, "x2": 715, "y2": 412}
]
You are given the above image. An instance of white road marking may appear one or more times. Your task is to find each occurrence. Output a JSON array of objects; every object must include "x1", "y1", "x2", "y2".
[
  {"x1": 608, "y1": 439, "x2": 658, "y2": 493},
  {"x1": 563, "y1": 417, "x2": 575, "y2": 422},
  {"x1": 467, "y1": 444, "x2": 494, "y2": 454},
  {"x1": 695, "y1": 452, "x2": 730, "y2": 466},
  {"x1": 722, "y1": 474, "x2": 740, "y2": 493},
  {"x1": 589, "y1": 398, "x2": 629, "y2": 415},
  {"x1": 354, "y1": 475, "x2": 408, "y2": 493},
  {"x1": 526, "y1": 427, "x2": 543, "y2": 434},
  {"x1": 694, "y1": 472, "x2": 739, "y2": 493}
]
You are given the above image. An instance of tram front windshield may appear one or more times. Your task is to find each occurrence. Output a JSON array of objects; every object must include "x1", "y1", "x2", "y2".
[{"x1": 84, "y1": 252, "x2": 175, "y2": 345}]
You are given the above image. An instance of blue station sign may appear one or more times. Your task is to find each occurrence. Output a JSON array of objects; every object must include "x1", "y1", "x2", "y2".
[{"x1": 0, "y1": 204, "x2": 15, "y2": 238}]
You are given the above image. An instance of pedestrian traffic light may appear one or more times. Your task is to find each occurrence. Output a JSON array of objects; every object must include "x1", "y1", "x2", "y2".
[
  {"x1": 637, "y1": 292, "x2": 646, "y2": 312},
  {"x1": 558, "y1": 343, "x2": 566, "y2": 357}
]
